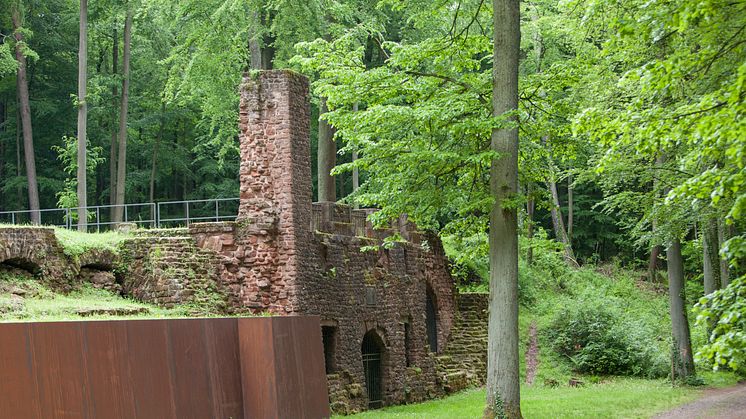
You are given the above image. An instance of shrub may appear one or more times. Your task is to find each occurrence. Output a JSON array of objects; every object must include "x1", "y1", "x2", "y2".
[
  {"x1": 694, "y1": 276, "x2": 746, "y2": 373},
  {"x1": 545, "y1": 301, "x2": 668, "y2": 377}
]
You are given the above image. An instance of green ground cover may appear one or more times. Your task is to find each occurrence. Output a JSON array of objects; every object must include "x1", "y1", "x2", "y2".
[
  {"x1": 0, "y1": 282, "x2": 192, "y2": 322},
  {"x1": 340, "y1": 375, "x2": 742, "y2": 419},
  {"x1": 53, "y1": 227, "x2": 129, "y2": 257}
]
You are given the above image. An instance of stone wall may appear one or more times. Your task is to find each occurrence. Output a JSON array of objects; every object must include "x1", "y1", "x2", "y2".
[
  {"x1": 118, "y1": 231, "x2": 226, "y2": 311},
  {"x1": 0, "y1": 227, "x2": 115, "y2": 291},
  {"x1": 438, "y1": 293, "x2": 489, "y2": 392},
  {"x1": 235, "y1": 70, "x2": 312, "y2": 314},
  {"x1": 0, "y1": 70, "x2": 493, "y2": 415}
]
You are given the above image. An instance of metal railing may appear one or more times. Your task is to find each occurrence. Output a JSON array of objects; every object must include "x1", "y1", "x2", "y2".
[{"x1": 0, "y1": 198, "x2": 240, "y2": 232}]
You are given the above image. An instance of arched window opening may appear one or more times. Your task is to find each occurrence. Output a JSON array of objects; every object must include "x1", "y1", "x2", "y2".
[{"x1": 361, "y1": 330, "x2": 384, "y2": 409}]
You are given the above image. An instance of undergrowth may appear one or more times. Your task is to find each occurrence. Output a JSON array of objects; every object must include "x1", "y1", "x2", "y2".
[{"x1": 53, "y1": 228, "x2": 128, "y2": 257}]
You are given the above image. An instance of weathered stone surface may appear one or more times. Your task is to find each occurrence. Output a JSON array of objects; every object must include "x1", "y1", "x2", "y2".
[
  {"x1": 0, "y1": 70, "x2": 490, "y2": 414},
  {"x1": 79, "y1": 267, "x2": 120, "y2": 294}
]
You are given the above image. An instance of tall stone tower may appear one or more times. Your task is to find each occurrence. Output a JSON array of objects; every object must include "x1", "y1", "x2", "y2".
[{"x1": 236, "y1": 70, "x2": 312, "y2": 313}]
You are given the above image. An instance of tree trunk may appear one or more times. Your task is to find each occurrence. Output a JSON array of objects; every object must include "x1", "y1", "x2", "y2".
[
  {"x1": 718, "y1": 220, "x2": 731, "y2": 289},
  {"x1": 76, "y1": 0, "x2": 88, "y2": 231},
  {"x1": 248, "y1": 8, "x2": 262, "y2": 69},
  {"x1": 317, "y1": 98, "x2": 336, "y2": 202},
  {"x1": 110, "y1": 26, "x2": 118, "y2": 206},
  {"x1": 702, "y1": 218, "x2": 721, "y2": 295},
  {"x1": 352, "y1": 102, "x2": 359, "y2": 209},
  {"x1": 526, "y1": 184, "x2": 535, "y2": 266},
  {"x1": 149, "y1": 102, "x2": 165, "y2": 203},
  {"x1": 485, "y1": 0, "x2": 521, "y2": 417},
  {"x1": 113, "y1": 9, "x2": 132, "y2": 223},
  {"x1": 0, "y1": 99, "x2": 5, "y2": 209},
  {"x1": 549, "y1": 178, "x2": 578, "y2": 267},
  {"x1": 567, "y1": 173, "x2": 573, "y2": 242},
  {"x1": 647, "y1": 245, "x2": 661, "y2": 282},
  {"x1": 666, "y1": 239, "x2": 695, "y2": 381},
  {"x1": 12, "y1": 4, "x2": 40, "y2": 224}
]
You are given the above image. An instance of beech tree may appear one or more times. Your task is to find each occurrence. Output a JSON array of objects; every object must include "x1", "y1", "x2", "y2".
[
  {"x1": 113, "y1": 6, "x2": 131, "y2": 223},
  {"x1": 76, "y1": 0, "x2": 88, "y2": 230},
  {"x1": 485, "y1": 0, "x2": 521, "y2": 415},
  {"x1": 10, "y1": 0, "x2": 40, "y2": 224}
]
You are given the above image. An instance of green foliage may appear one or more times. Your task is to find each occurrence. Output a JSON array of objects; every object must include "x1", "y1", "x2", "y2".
[
  {"x1": 51, "y1": 135, "x2": 105, "y2": 211},
  {"x1": 0, "y1": 43, "x2": 18, "y2": 76},
  {"x1": 545, "y1": 301, "x2": 668, "y2": 377},
  {"x1": 339, "y1": 378, "x2": 701, "y2": 419},
  {"x1": 694, "y1": 277, "x2": 746, "y2": 372},
  {"x1": 53, "y1": 227, "x2": 128, "y2": 257}
]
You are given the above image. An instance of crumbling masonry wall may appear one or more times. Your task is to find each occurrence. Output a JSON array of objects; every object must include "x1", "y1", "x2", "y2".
[{"x1": 0, "y1": 70, "x2": 489, "y2": 414}]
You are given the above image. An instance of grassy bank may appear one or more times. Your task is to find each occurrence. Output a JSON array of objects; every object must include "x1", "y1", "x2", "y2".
[{"x1": 339, "y1": 377, "x2": 725, "y2": 419}]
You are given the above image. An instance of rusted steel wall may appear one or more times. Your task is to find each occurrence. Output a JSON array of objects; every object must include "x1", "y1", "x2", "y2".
[{"x1": 0, "y1": 316, "x2": 329, "y2": 419}]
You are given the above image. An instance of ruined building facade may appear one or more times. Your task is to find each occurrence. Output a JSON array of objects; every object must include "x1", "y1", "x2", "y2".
[{"x1": 0, "y1": 70, "x2": 489, "y2": 414}]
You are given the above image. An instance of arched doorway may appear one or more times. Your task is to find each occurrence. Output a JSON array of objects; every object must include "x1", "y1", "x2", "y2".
[
  {"x1": 426, "y1": 286, "x2": 438, "y2": 353},
  {"x1": 361, "y1": 330, "x2": 384, "y2": 409}
]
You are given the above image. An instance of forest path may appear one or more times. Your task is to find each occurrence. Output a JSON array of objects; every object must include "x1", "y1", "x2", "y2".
[
  {"x1": 655, "y1": 382, "x2": 746, "y2": 419},
  {"x1": 525, "y1": 321, "x2": 539, "y2": 385}
]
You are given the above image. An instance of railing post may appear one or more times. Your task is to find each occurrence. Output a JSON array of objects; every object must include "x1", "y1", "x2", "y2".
[
  {"x1": 96, "y1": 207, "x2": 101, "y2": 233},
  {"x1": 124, "y1": 205, "x2": 128, "y2": 224},
  {"x1": 151, "y1": 203, "x2": 156, "y2": 228},
  {"x1": 66, "y1": 208, "x2": 71, "y2": 229},
  {"x1": 11, "y1": 212, "x2": 15, "y2": 225},
  {"x1": 215, "y1": 200, "x2": 219, "y2": 222},
  {"x1": 185, "y1": 202, "x2": 190, "y2": 226},
  {"x1": 157, "y1": 202, "x2": 161, "y2": 228}
]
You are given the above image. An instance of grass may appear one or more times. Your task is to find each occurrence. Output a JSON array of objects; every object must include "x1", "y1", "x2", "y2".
[
  {"x1": 52, "y1": 227, "x2": 128, "y2": 257},
  {"x1": 340, "y1": 378, "x2": 707, "y2": 419},
  {"x1": 0, "y1": 284, "x2": 193, "y2": 322}
]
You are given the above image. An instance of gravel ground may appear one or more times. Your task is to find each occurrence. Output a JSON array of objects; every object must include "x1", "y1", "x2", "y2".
[{"x1": 655, "y1": 383, "x2": 746, "y2": 419}]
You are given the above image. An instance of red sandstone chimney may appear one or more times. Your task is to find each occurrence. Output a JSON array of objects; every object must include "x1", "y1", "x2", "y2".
[{"x1": 237, "y1": 70, "x2": 312, "y2": 313}]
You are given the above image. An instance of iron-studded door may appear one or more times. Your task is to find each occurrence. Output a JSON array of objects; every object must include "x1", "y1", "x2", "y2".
[{"x1": 362, "y1": 331, "x2": 383, "y2": 409}]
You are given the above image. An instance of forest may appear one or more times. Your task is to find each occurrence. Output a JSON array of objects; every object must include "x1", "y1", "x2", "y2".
[{"x1": 0, "y1": 0, "x2": 744, "y2": 417}]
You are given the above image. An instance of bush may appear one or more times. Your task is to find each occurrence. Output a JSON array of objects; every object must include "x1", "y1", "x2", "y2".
[
  {"x1": 694, "y1": 276, "x2": 746, "y2": 373},
  {"x1": 545, "y1": 300, "x2": 668, "y2": 377}
]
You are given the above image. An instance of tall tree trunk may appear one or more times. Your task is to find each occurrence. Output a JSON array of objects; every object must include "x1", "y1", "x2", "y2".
[
  {"x1": 549, "y1": 178, "x2": 578, "y2": 267},
  {"x1": 0, "y1": 99, "x2": 5, "y2": 209},
  {"x1": 317, "y1": 98, "x2": 336, "y2": 202},
  {"x1": 113, "y1": 9, "x2": 132, "y2": 223},
  {"x1": 149, "y1": 102, "x2": 165, "y2": 203},
  {"x1": 667, "y1": 239, "x2": 695, "y2": 381},
  {"x1": 248, "y1": 8, "x2": 262, "y2": 69},
  {"x1": 702, "y1": 217, "x2": 721, "y2": 295},
  {"x1": 76, "y1": 0, "x2": 88, "y2": 231},
  {"x1": 718, "y1": 220, "x2": 731, "y2": 288},
  {"x1": 648, "y1": 155, "x2": 664, "y2": 282},
  {"x1": 352, "y1": 102, "x2": 360, "y2": 209},
  {"x1": 567, "y1": 173, "x2": 573, "y2": 242},
  {"x1": 647, "y1": 245, "x2": 661, "y2": 282},
  {"x1": 526, "y1": 184, "x2": 535, "y2": 266},
  {"x1": 110, "y1": 26, "x2": 118, "y2": 206},
  {"x1": 485, "y1": 0, "x2": 521, "y2": 417},
  {"x1": 11, "y1": 4, "x2": 40, "y2": 224}
]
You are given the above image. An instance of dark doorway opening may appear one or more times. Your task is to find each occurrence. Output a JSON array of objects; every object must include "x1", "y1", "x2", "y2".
[
  {"x1": 322, "y1": 326, "x2": 337, "y2": 374},
  {"x1": 361, "y1": 330, "x2": 384, "y2": 409},
  {"x1": 426, "y1": 287, "x2": 438, "y2": 353}
]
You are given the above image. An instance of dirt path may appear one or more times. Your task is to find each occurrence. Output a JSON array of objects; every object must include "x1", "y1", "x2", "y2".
[
  {"x1": 525, "y1": 321, "x2": 539, "y2": 385},
  {"x1": 655, "y1": 383, "x2": 746, "y2": 419}
]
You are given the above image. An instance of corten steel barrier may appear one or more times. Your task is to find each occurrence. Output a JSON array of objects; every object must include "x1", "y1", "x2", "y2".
[{"x1": 0, "y1": 316, "x2": 330, "y2": 419}]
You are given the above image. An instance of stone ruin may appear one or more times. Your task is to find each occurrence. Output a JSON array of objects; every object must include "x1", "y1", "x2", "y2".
[{"x1": 0, "y1": 70, "x2": 490, "y2": 414}]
